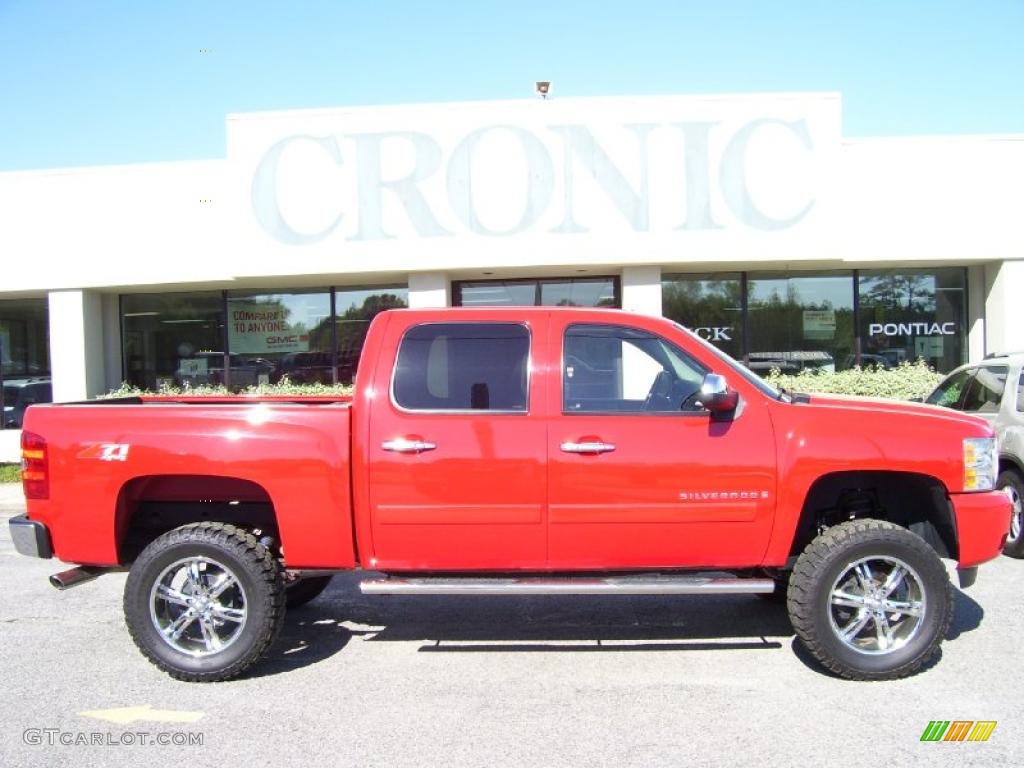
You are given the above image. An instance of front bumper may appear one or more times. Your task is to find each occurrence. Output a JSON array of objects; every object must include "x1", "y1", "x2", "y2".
[
  {"x1": 952, "y1": 491, "x2": 1011, "y2": 568},
  {"x1": 8, "y1": 515, "x2": 52, "y2": 559}
]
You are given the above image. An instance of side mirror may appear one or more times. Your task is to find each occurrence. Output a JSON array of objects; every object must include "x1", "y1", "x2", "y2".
[{"x1": 698, "y1": 373, "x2": 739, "y2": 414}]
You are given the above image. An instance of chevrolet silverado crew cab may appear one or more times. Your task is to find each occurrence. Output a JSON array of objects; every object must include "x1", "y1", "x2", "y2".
[{"x1": 9, "y1": 308, "x2": 1011, "y2": 682}]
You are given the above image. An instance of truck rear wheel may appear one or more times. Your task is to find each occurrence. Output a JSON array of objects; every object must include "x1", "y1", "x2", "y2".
[
  {"x1": 123, "y1": 522, "x2": 285, "y2": 682},
  {"x1": 787, "y1": 519, "x2": 952, "y2": 681}
]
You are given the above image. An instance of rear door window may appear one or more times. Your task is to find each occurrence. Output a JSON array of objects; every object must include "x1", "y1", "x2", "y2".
[
  {"x1": 960, "y1": 365, "x2": 1009, "y2": 413},
  {"x1": 392, "y1": 323, "x2": 530, "y2": 411}
]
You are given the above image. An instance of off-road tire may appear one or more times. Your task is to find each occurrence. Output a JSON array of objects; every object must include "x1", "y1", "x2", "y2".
[
  {"x1": 997, "y1": 469, "x2": 1024, "y2": 558},
  {"x1": 124, "y1": 522, "x2": 285, "y2": 682},
  {"x1": 787, "y1": 519, "x2": 953, "y2": 681},
  {"x1": 285, "y1": 575, "x2": 334, "y2": 608}
]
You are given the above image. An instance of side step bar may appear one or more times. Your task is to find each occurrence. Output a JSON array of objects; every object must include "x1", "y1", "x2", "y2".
[{"x1": 360, "y1": 575, "x2": 774, "y2": 596}]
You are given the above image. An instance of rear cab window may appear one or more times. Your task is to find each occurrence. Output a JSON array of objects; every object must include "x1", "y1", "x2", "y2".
[{"x1": 392, "y1": 322, "x2": 530, "y2": 412}]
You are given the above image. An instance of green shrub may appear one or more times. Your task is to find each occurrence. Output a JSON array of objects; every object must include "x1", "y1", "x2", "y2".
[
  {"x1": 100, "y1": 379, "x2": 354, "y2": 399},
  {"x1": 764, "y1": 359, "x2": 944, "y2": 401},
  {"x1": 0, "y1": 464, "x2": 21, "y2": 484}
]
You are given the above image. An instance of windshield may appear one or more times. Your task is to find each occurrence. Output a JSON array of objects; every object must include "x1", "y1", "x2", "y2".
[{"x1": 671, "y1": 322, "x2": 784, "y2": 401}]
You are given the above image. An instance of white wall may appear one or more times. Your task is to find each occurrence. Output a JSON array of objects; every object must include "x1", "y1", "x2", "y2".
[
  {"x1": 967, "y1": 264, "x2": 987, "y2": 361},
  {"x1": 1, "y1": 93, "x2": 848, "y2": 293},
  {"x1": 621, "y1": 266, "x2": 662, "y2": 316},
  {"x1": 48, "y1": 290, "x2": 105, "y2": 401},
  {"x1": 837, "y1": 136, "x2": 1024, "y2": 265},
  {"x1": 0, "y1": 429, "x2": 20, "y2": 464},
  {"x1": 1, "y1": 94, "x2": 1022, "y2": 395},
  {"x1": 1, "y1": 97, "x2": 1020, "y2": 299},
  {"x1": 0, "y1": 160, "x2": 229, "y2": 293},
  {"x1": 408, "y1": 273, "x2": 450, "y2": 308},
  {"x1": 984, "y1": 260, "x2": 1024, "y2": 357}
]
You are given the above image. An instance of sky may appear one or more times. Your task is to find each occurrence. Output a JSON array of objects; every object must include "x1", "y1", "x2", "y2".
[{"x1": 0, "y1": 0, "x2": 1022, "y2": 171}]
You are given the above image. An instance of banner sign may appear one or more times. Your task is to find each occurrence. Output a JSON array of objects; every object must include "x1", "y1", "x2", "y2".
[
  {"x1": 228, "y1": 302, "x2": 309, "y2": 354},
  {"x1": 802, "y1": 310, "x2": 836, "y2": 340}
]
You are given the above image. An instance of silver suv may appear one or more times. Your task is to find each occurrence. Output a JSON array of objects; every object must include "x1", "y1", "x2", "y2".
[{"x1": 926, "y1": 353, "x2": 1024, "y2": 557}]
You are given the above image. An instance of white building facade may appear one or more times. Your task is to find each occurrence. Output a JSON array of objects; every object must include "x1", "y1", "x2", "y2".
[{"x1": 1, "y1": 92, "x2": 1022, "y2": 408}]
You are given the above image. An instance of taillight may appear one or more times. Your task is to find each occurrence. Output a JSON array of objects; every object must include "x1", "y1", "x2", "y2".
[{"x1": 21, "y1": 431, "x2": 49, "y2": 500}]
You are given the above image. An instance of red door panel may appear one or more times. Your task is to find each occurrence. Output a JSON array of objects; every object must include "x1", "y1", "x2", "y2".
[
  {"x1": 366, "y1": 315, "x2": 549, "y2": 570},
  {"x1": 546, "y1": 317, "x2": 777, "y2": 569}
]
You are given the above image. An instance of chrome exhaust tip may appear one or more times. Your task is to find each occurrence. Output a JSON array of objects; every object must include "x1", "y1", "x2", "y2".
[{"x1": 49, "y1": 566, "x2": 107, "y2": 590}]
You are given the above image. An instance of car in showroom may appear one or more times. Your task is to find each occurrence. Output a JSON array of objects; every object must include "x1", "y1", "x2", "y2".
[
  {"x1": 925, "y1": 352, "x2": 1024, "y2": 557},
  {"x1": 2, "y1": 377, "x2": 52, "y2": 429}
]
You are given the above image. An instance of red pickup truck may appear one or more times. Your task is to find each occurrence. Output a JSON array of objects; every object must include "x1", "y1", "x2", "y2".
[{"x1": 9, "y1": 308, "x2": 1010, "y2": 682}]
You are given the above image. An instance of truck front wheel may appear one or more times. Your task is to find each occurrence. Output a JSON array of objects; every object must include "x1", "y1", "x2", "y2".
[
  {"x1": 787, "y1": 519, "x2": 953, "y2": 681},
  {"x1": 123, "y1": 522, "x2": 285, "y2": 682}
]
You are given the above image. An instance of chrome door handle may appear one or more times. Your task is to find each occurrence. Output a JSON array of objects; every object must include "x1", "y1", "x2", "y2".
[
  {"x1": 382, "y1": 438, "x2": 437, "y2": 454},
  {"x1": 560, "y1": 441, "x2": 616, "y2": 454}
]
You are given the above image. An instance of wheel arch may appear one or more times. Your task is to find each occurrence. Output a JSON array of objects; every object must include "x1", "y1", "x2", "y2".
[
  {"x1": 116, "y1": 474, "x2": 280, "y2": 564},
  {"x1": 999, "y1": 453, "x2": 1023, "y2": 478},
  {"x1": 787, "y1": 470, "x2": 958, "y2": 563}
]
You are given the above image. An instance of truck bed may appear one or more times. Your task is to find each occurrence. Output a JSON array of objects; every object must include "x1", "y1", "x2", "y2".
[{"x1": 22, "y1": 398, "x2": 355, "y2": 568}]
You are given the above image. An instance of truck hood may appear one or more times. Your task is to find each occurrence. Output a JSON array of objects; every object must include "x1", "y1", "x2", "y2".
[{"x1": 794, "y1": 392, "x2": 993, "y2": 434}]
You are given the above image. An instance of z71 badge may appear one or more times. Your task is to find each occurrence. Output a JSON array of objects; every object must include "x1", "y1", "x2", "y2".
[{"x1": 77, "y1": 443, "x2": 130, "y2": 462}]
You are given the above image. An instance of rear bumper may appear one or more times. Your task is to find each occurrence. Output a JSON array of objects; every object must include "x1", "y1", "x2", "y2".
[
  {"x1": 952, "y1": 491, "x2": 1011, "y2": 568},
  {"x1": 8, "y1": 515, "x2": 52, "y2": 559}
]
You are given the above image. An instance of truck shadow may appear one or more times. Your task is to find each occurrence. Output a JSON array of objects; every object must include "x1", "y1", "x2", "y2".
[
  {"x1": 787, "y1": 586, "x2": 984, "y2": 679},
  {"x1": 255, "y1": 573, "x2": 791, "y2": 677},
  {"x1": 254, "y1": 575, "x2": 985, "y2": 679}
]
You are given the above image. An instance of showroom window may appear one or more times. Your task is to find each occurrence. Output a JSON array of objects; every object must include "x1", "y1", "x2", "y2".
[
  {"x1": 858, "y1": 268, "x2": 966, "y2": 373},
  {"x1": 122, "y1": 286, "x2": 407, "y2": 391},
  {"x1": 0, "y1": 298, "x2": 49, "y2": 379},
  {"x1": 747, "y1": 272, "x2": 855, "y2": 374},
  {"x1": 226, "y1": 290, "x2": 332, "y2": 387},
  {"x1": 661, "y1": 273, "x2": 744, "y2": 359},
  {"x1": 121, "y1": 292, "x2": 225, "y2": 391},
  {"x1": 453, "y1": 277, "x2": 619, "y2": 308},
  {"x1": 335, "y1": 286, "x2": 408, "y2": 385},
  {"x1": 661, "y1": 268, "x2": 966, "y2": 376},
  {"x1": 1, "y1": 298, "x2": 50, "y2": 430}
]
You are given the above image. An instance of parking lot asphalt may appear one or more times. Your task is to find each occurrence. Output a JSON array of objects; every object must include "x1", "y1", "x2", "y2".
[{"x1": 1, "y1": 483, "x2": 1021, "y2": 768}]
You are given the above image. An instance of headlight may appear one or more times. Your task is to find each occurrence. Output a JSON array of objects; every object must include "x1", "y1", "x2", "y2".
[{"x1": 963, "y1": 437, "x2": 998, "y2": 492}]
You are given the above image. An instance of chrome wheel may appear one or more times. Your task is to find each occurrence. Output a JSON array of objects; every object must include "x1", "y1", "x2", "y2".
[
  {"x1": 1006, "y1": 484, "x2": 1022, "y2": 543},
  {"x1": 828, "y1": 556, "x2": 925, "y2": 656},
  {"x1": 149, "y1": 556, "x2": 248, "y2": 657}
]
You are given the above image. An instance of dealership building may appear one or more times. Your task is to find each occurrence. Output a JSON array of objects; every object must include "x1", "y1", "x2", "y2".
[{"x1": 1, "y1": 92, "x2": 1023, "y2": 427}]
